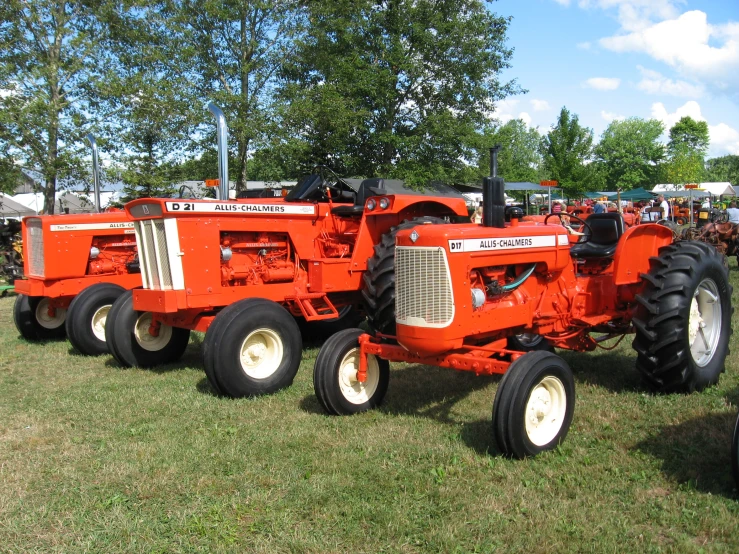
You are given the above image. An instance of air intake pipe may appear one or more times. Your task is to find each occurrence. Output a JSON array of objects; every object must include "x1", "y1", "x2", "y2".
[
  {"x1": 482, "y1": 145, "x2": 505, "y2": 228},
  {"x1": 207, "y1": 102, "x2": 230, "y2": 201},
  {"x1": 86, "y1": 133, "x2": 101, "y2": 212}
]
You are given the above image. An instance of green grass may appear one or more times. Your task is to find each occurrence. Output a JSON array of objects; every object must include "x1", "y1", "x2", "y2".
[{"x1": 2, "y1": 268, "x2": 739, "y2": 553}]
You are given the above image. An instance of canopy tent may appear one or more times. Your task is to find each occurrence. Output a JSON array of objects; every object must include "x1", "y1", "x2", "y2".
[
  {"x1": 584, "y1": 191, "x2": 615, "y2": 199},
  {"x1": 606, "y1": 187, "x2": 655, "y2": 201},
  {"x1": 658, "y1": 189, "x2": 710, "y2": 199},
  {"x1": 12, "y1": 191, "x2": 95, "y2": 214},
  {"x1": 0, "y1": 193, "x2": 35, "y2": 218},
  {"x1": 652, "y1": 183, "x2": 736, "y2": 197}
]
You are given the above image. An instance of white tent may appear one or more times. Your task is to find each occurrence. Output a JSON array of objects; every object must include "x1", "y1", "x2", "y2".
[
  {"x1": 12, "y1": 191, "x2": 96, "y2": 214},
  {"x1": 652, "y1": 182, "x2": 736, "y2": 197},
  {"x1": 0, "y1": 193, "x2": 35, "y2": 218}
]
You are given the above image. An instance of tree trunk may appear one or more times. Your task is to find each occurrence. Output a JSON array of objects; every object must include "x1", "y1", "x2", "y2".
[{"x1": 43, "y1": 91, "x2": 60, "y2": 215}]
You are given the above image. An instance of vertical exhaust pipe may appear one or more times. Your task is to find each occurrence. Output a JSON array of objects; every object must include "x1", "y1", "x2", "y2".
[
  {"x1": 483, "y1": 145, "x2": 505, "y2": 228},
  {"x1": 207, "y1": 102, "x2": 230, "y2": 201},
  {"x1": 86, "y1": 133, "x2": 101, "y2": 212}
]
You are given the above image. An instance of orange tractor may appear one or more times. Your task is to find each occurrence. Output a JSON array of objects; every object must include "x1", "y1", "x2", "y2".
[
  {"x1": 312, "y1": 175, "x2": 733, "y2": 458},
  {"x1": 13, "y1": 135, "x2": 141, "y2": 354},
  {"x1": 105, "y1": 116, "x2": 470, "y2": 397}
]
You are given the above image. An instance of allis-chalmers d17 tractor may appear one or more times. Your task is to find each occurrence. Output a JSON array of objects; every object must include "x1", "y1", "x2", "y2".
[
  {"x1": 13, "y1": 135, "x2": 141, "y2": 355},
  {"x1": 312, "y1": 177, "x2": 734, "y2": 458},
  {"x1": 105, "y1": 132, "x2": 469, "y2": 398}
]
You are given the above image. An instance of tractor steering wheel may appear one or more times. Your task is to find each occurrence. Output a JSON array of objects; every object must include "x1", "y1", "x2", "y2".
[
  {"x1": 313, "y1": 166, "x2": 356, "y2": 202},
  {"x1": 544, "y1": 212, "x2": 593, "y2": 244}
]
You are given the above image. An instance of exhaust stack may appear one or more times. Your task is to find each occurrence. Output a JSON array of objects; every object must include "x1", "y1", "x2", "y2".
[
  {"x1": 86, "y1": 133, "x2": 101, "y2": 212},
  {"x1": 482, "y1": 145, "x2": 505, "y2": 228},
  {"x1": 207, "y1": 102, "x2": 230, "y2": 201}
]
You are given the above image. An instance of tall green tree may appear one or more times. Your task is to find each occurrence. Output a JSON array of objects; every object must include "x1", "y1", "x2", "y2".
[
  {"x1": 705, "y1": 155, "x2": 739, "y2": 186},
  {"x1": 541, "y1": 107, "x2": 594, "y2": 197},
  {"x1": 163, "y1": 0, "x2": 305, "y2": 191},
  {"x1": 593, "y1": 117, "x2": 665, "y2": 190},
  {"x1": 281, "y1": 0, "x2": 520, "y2": 185},
  {"x1": 478, "y1": 119, "x2": 541, "y2": 182},
  {"x1": 663, "y1": 116, "x2": 709, "y2": 185},
  {"x1": 0, "y1": 0, "x2": 111, "y2": 213}
]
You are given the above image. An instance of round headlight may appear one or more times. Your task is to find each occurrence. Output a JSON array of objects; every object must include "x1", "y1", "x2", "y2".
[
  {"x1": 379, "y1": 197, "x2": 390, "y2": 210},
  {"x1": 366, "y1": 198, "x2": 376, "y2": 211},
  {"x1": 90, "y1": 246, "x2": 100, "y2": 259}
]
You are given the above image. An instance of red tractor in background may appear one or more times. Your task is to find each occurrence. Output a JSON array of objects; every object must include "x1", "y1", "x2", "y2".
[
  {"x1": 13, "y1": 134, "x2": 141, "y2": 355},
  {"x1": 312, "y1": 173, "x2": 733, "y2": 458},
  {"x1": 106, "y1": 110, "x2": 471, "y2": 398}
]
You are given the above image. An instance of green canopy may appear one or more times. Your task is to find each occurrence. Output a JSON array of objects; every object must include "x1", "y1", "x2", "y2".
[
  {"x1": 584, "y1": 191, "x2": 614, "y2": 199},
  {"x1": 607, "y1": 187, "x2": 655, "y2": 201}
]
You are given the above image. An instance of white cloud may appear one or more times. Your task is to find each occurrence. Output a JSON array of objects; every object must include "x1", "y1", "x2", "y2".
[
  {"x1": 577, "y1": 41, "x2": 592, "y2": 50},
  {"x1": 636, "y1": 66, "x2": 704, "y2": 98},
  {"x1": 650, "y1": 100, "x2": 739, "y2": 156},
  {"x1": 601, "y1": 111, "x2": 625, "y2": 123},
  {"x1": 600, "y1": 11, "x2": 739, "y2": 90},
  {"x1": 491, "y1": 99, "x2": 536, "y2": 127},
  {"x1": 519, "y1": 112, "x2": 533, "y2": 126},
  {"x1": 575, "y1": 0, "x2": 684, "y2": 32},
  {"x1": 531, "y1": 99, "x2": 550, "y2": 111},
  {"x1": 552, "y1": 0, "x2": 571, "y2": 5},
  {"x1": 583, "y1": 77, "x2": 621, "y2": 90}
]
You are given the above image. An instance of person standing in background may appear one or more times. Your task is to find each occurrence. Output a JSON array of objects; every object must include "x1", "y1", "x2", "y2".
[
  {"x1": 658, "y1": 195, "x2": 670, "y2": 218},
  {"x1": 727, "y1": 201, "x2": 739, "y2": 224}
]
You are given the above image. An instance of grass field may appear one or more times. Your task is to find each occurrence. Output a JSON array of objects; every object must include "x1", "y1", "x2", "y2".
[{"x1": 1, "y1": 267, "x2": 739, "y2": 553}]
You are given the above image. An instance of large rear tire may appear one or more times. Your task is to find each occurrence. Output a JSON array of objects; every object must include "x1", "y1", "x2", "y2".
[
  {"x1": 13, "y1": 294, "x2": 67, "y2": 341},
  {"x1": 203, "y1": 298, "x2": 302, "y2": 397},
  {"x1": 632, "y1": 241, "x2": 733, "y2": 393},
  {"x1": 492, "y1": 351, "x2": 575, "y2": 458},
  {"x1": 314, "y1": 328, "x2": 390, "y2": 415},
  {"x1": 105, "y1": 290, "x2": 190, "y2": 368},
  {"x1": 361, "y1": 217, "x2": 447, "y2": 335},
  {"x1": 66, "y1": 283, "x2": 126, "y2": 356}
]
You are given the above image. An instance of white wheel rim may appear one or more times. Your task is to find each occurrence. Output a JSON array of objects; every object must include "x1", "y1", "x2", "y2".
[
  {"x1": 134, "y1": 312, "x2": 173, "y2": 352},
  {"x1": 516, "y1": 333, "x2": 543, "y2": 348},
  {"x1": 90, "y1": 304, "x2": 112, "y2": 342},
  {"x1": 239, "y1": 328, "x2": 284, "y2": 379},
  {"x1": 689, "y1": 278, "x2": 722, "y2": 367},
  {"x1": 524, "y1": 376, "x2": 567, "y2": 446},
  {"x1": 338, "y1": 347, "x2": 380, "y2": 405},
  {"x1": 35, "y1": 298, "x2": 66, "y2": 329}
]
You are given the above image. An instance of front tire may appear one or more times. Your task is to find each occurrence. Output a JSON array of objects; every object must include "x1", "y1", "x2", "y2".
[
  {"x1": 105, "y1": 290, "x2": 190, "y2": 368},
  {"x1": 66, "y1": 283, "x2": 126, "y2": 356},
  {"x1": 314, "y1": 328, "x2": 390, "y2": 415},
  {"x1": 493, "y1": 351, "x2": 575, "y2": 458},
  {"x1": 13, "y1": 294, "x2": 67, "y2": 341},
  {"x1": 632, "y1": 241, "x2": 733, "y2": 393},
  {"x1": 203, "y1": 298, "x2": 302, "y2": 397}
]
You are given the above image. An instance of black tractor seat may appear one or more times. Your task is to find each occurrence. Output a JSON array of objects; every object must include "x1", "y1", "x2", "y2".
[
  {"x1": 569, "y1": 213, "x2": 625, "y2": 259},
  {"x1": 331, "y1": 178, "x2": 386, "y2": 217}
]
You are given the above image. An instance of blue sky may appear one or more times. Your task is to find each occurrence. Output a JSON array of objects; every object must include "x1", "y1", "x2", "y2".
[{"x1": 491, "y1": 0, "x2": 739, "y2": 158}]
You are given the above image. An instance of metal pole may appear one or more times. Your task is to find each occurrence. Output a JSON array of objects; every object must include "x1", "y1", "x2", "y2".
[
  {"x1": 86, "y1": 134, "x2": 101, "y2": 212},
  {"x1": 207, "y1": 102, "x2": 229, "y2": 201},
  {"x1": 548, "y1": 187, "x2": 552, "y2": 212},
  {"x1": 689, "y1": 189, "x2": 693, "y2": 228}
]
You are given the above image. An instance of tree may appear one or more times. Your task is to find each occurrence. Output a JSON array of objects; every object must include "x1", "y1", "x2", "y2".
[
  {"x1": 668, "y1": 116, "x2": 709, "y2": 157},
  {"x1": 663, "y1": 116, "x2": 709, "y2": 185},
  {"x1": 281, "y1": 0, "x2": 520, "y2": 186},
  {"x1": 541, "y1": 107, "x2": 594, "y2": 197},
  {"x1": 0, "y1": 1, "x2": 113, "y2": 214},
  {"x1": 163, "y1": 0, "x2": 305, "y2": 191},
  {"x1": 477, "y1": 119, "x2": 541, "y2": 182},
  {"x1": 705, "y1": 155, "x2": 739, "y2": 186},
  {"x1": 593, "y1": 117, "x2": 665, "y2": 190}
]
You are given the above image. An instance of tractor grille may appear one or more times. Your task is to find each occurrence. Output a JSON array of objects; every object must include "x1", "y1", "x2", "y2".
[
  {"x1": 395, "y1": 246, "x2": 454, "y2": 328},
  {"x1": 26, "y1": 218, "x2": 45, "y2": 277},
  {"x1": 134, "y1": 219, "x2": 173, "y2": 290}
]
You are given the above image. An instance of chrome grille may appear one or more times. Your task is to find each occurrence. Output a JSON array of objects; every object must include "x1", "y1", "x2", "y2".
[
  {"x1": 26, "y1": 218, "x2": 44, "y2": 277},
  {"x1": 134, "y1": 219, "x2": 173, "y2": 290},
  {"x1": 395, "y1": 246, "x2": 454, "y2": 328}
]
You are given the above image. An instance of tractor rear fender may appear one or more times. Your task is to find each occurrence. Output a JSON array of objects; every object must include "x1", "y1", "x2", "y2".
[{"x1": 612, "y1": 224, "x2": 674, "y2": 286}]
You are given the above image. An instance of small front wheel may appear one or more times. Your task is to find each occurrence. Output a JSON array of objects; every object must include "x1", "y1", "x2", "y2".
[
  {"x1": 13, "y1": 294, "x2": 67, "y2": 341},
  {"x1": 314, "y1": 328, "x2": 390, "y2": 415},
  {"x1": 105, "y1": 290, "x2": 190, "y2": 368},
  {"x1": 66, "y1": 283, "x2": 126, "y2": 355},
  {"x1": 492, "y1": 351, "x2": 575, "y2": 458}
]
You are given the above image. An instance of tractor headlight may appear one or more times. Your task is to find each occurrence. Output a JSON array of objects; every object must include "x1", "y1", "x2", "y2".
[
  {"x1": 471, "y1": 288, "x2": 486, "y2": 308},
  {"x1": 366, "y1": 199, "x2": 376, "y2": 211},
  {"x1": 379, "y1": 197, "x2": 390, "y2": 210},
  {"x1": 220, "y1": 246, "x2": 233, "y2": 262},
  {"x1": 90, "y1": 246, "x2": 100, "y2": 259}
]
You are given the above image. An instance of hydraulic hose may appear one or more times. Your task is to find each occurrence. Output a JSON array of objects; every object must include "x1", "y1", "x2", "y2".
[{"x1": 501, "y1": 263, "x2": 537, "y2": 292}]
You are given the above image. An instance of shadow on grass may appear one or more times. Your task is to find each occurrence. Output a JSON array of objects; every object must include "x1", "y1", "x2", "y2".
[
  {"x1": 559, "y1": 349, "x2": 647, "y2": 394},
  {"x1": 634, "y1": 410, "x2": 738, "y2": 498},
  {"x1": 196, "y1": 377, "x2": 220, "y2": 397},
  {"x1": 102, "y1": 340, "x2": 204, "y2": 374}
]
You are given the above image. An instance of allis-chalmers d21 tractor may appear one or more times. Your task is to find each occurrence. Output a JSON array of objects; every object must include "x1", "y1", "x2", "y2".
[
  {"x1": 13, "y1": 135, "x2": 141, "y2": 355},
  {"x1": 106, "y1": 138, "x2": 470, "y2": 398},
  {"x1": 312, "y1": 177, "x2": 734, "y2": 458}
]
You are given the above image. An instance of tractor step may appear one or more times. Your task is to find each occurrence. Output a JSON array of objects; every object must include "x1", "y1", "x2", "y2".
[{"x1": 287, "y1": 293, "x2": 340, "y2": 321}]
